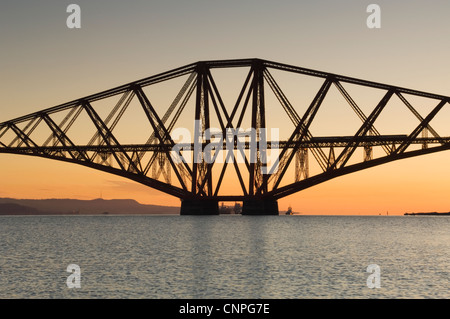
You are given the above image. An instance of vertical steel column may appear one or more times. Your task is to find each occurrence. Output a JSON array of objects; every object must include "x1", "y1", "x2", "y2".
[
  {"x1": 192, "y1": 63, "x2": 212, "y2": 196},
  {"x1": 422, "y1": 127, "x2": 428, "y2": 150},
  {"x1": 327, "y1": 147, "x2": 336, "y2": 169},
  {"x1": 249, "y1": 60, "x2": 266, "y2": 195},
  {"x1": 364, "y1": 131, "x2": 373, "y2": 162},
  {"x1": 295, "y1": 148, "x2": 309, "y2": 182}
]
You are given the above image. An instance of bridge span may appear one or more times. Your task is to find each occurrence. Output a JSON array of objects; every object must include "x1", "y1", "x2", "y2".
[{"x1": 1, "y1": 59, "x2": 449, "y2": 215}]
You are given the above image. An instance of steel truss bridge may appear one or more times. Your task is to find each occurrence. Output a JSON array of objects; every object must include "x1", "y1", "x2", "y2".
[{"x1": 1, "y1": 59, "x2": 449, "y2": 214}]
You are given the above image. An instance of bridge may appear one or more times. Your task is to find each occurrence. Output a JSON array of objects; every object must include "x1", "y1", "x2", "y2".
[{"x1": 1, "y1": 59, "x2": 449, "y2": 215}]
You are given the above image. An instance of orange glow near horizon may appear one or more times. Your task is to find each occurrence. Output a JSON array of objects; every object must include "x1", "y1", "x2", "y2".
[
  {"x1": 1, "y1": 149, "x2": 450, "y2": 215},
  {"x1": 1, "y1": 2, "x2": 450, "y2": 215}
]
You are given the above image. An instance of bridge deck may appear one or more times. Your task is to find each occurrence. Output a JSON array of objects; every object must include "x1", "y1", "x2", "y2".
[{"x1": 1, "y1": 136, "x2": 448, "y2": 153}]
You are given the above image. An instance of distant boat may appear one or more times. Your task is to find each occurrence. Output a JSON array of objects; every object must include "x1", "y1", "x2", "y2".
[{"x1": 285, "y1": 206, "x2": 293, "y2": 215}]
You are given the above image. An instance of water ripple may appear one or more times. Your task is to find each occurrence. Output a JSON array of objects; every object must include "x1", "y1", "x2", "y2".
[{"x1": 0, "y1": 215, "x2": 448, "y2": 298}]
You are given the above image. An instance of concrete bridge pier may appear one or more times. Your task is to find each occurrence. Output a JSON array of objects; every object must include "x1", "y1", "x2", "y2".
[
  {"x1": 242, "y1": 198, "x2": 279, "y2": 215},
  {"x1": 180, "y1": 198, "x2": 279, "y2": 215},
  {"x1": 180, "y1": 199, "x2": 219, "y2": 215}
]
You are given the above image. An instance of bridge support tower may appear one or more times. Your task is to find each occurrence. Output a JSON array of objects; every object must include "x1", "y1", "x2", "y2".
[
  {"x1": 180, "y1": 198, "x2": 279, "y2": 215},
  {"x1": 242, "y1": 198, "x2": 279, "y2": 215},
  {"x1": 180, "y1": 199, "x2": 219, "y2": 215}
]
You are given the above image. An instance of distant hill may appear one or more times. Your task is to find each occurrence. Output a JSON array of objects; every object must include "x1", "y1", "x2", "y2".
[
  {"x1": 0, "y1": 203, "x2": 44, "y2": 215},
  {"x1": 0, "y1": 198, "x2": 180, "y2": 215}
]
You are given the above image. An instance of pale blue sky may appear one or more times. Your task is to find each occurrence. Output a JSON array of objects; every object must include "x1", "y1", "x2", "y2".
[{"x1": 1, "y1": 0, "x2": 449, "y2": 120}]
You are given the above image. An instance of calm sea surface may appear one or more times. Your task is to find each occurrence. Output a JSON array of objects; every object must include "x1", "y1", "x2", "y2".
[{"x1": 0, "y1": 215, "x2": 448, "y2": 299}]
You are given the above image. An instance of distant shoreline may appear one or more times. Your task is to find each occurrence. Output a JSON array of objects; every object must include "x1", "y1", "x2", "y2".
[
  {"x1": 0, "y1": 198, "x2": 180, "y2": 216},
  {"x1": 2, "y1": 198, "x2": 450, "y2": 216},
  {"x1": 404, "y1": 212, "x2": 450, "y2": 216}
]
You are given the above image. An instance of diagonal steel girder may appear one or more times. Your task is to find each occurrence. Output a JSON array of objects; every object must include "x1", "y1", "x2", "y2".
[
  {"x1": 43, "y1": 105, "x2": 83, "y2": 148},
  {"x1": 269, "y1": 142, "x2": 450, "y2": 200},
  {"x1": 392, "y1": 99, "x2": 447, "y2": 155},
  {"x1": 8, "y1": 117, "x2": 41, "y2": 148},
  {"x1": 8, "y1": 122, "x2": 40, "y2": 149},
  {"x1": 263, "y1": 68, "x2": 329, "y2": 171},
  {"x1": 197, "y1": 65, "x2": 255, "y2": 197},
  {"x1": 269, "y1": 77, "x2": 333, "y2": 191},
  {"x1": 214, "y1": 67, "x2": 254, "y2": 196},
  {"x1": 396, "y1": 92, "x2": 442, "y2": 140},
  {"x1": 41, "y1": 113, "x2": 88, "y2": 161},
  {"x1": 82, "y1": 100, "x2": 140, "y2": 173},
  {"x1": 133, "y1": 85, "x2": 189, "y2": 191},
  {"x1": 329, "y1": 89, "x2": 395, "y2": 170},
  {"x1": 333, "y1": 81, "x2": 392, "y2": 156}
]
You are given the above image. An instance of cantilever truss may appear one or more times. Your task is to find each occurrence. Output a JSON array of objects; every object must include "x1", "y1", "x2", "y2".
[{"x1": 1, "y1": 59, "x2": 449, "y2": 201}]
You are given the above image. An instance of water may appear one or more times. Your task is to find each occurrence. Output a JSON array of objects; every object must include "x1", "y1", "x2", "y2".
[{"x1": 0, "y1": 215, "x2": 448, "y2": 299}]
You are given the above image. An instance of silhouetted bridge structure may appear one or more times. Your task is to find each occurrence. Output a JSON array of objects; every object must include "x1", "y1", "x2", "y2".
[{"x1": 1, "y1": 59, "x2": 449, "y2": 215}]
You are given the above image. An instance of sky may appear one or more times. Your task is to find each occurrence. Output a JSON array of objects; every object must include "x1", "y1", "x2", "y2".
[{"x1": 0, "y1": 0, "x2": 450, "y2": 215}]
